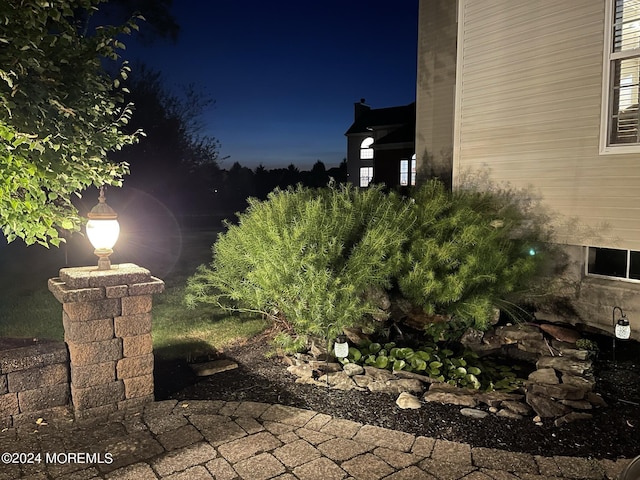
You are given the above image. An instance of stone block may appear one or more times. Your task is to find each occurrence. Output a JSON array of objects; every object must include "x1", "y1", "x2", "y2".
[
  {"x1": 123, "y1": 375, "x2": 154, "y2": 399},
  {"x1": 106, "y1": 284, "x2": 129, "y2": 298},
  {"x1": 67, "y1": 338, "x2": 122, "y2": 366},
  {"x1": 58, "y1": 263, "x2": 151, "y2": 289},
  {"x1": 0, "y1": 392, "x2": 19, "y2": 416},
  {"x1": 18, "y1": 383, "x2": 70, "y2": 412},
  {"x1": 63, "y1": 315, "x2": 114, "y2": 343},
  {"x1": 121, "y1": 295, "x2": 152, "y2": 315},
  {"x1": 530, "y1": 383, "x2": 587, "y2": 400},
  {"x1": 0, "y1": 342, "x2": 68, "y2": 374},
  {"x1": 122, "y1": 335, "x2": 153, "y2": 358},
  {"x1": 12, "y1": 405, "x2": 73, "y2": 426},
  {"x1": 0, "y1": 374, "x2": 7, "y2": 394},
  {"x1": 7, "y1": 363, "x2": 68, "y2": 392},
  {"x1": 63, "y1": 298, "x2": 121, "y2": 321},
  {"x1": 71, "y1": 380, "x2": 125, "y2": 410},
  {"x1": 73, "y1": 403, "x2": 117, "y2": 421},
  {"x1": 118, "y1": 394, "x2": 155, "y2": 411},
  {"x1": 117, "y1": 354, "x2": 154, "y2": 379},
  {"x1": 48, "y1": 278, "x2": 105, "y2": 304},
  {"x1": 129, "y1": 277, "x2": 165, "y2": 296},
  {"x1": 70, "y1": 362, "x2": 116, "y2": 388},
  {"x1": 114, "y1": 313, "x2": 152, "y2": 337}
]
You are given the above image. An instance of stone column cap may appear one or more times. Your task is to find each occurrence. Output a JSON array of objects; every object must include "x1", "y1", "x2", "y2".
[{"x1": 58, "y1": 263, "x2": 155, "y2": 289}]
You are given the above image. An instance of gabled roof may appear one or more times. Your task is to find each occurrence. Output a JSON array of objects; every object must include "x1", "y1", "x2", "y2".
[{"x1": 345, "y1": 102, "x2": 416, "y2": 135}]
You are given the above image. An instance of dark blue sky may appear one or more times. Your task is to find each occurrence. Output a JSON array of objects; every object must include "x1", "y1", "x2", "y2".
[{"x1": 126, "y1": 1, "x2": 418, "y2": 170}]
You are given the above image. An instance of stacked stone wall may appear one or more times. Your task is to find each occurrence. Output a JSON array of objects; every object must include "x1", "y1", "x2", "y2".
[{"x1": 0, "y1": 341, "x2": 70, "y2": 428}]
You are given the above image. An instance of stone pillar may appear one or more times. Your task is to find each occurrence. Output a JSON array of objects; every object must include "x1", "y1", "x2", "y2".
[{"x1": 48, "y1": 263, "x2": 164, "y2": 420}]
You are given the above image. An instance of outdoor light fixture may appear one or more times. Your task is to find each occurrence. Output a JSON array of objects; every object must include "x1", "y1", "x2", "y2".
[
  {"x1": 334, "y1": 334, "x2": 349, "y2": 359},
  {"x1": 86, "y1": 186, "x2": 120, "y2": 270},
  {"x1": 612, "y1": 306, "x2": 631, "y2": 361}
]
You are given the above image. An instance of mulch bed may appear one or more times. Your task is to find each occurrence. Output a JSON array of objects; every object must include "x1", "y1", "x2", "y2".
[{"x1": 156, "y1": 332, "x2": 640, "y2": 460}]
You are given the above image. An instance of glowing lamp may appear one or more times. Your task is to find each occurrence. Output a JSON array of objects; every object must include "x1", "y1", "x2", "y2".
[
  {"x1": 334, "y1": 334, "x2": 349, "y2": 359},
  {"x1": 612, "y1": 306, "x2": 631, "y2": 361},
  {"x1": 86, "y1": 187, "x2": 120, "y2": 270}
]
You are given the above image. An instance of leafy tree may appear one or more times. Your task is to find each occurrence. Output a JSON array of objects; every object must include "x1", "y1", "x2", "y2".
[
  {"x1": 0, "y1": 0, "x2": 141, "y2": 246},
  {"x1": 110, "y1": 67, "x2": 222, "y2": 212}
]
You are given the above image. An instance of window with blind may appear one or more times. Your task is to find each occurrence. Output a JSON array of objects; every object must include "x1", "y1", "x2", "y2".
[{"x1": 605, "y1": 0, "x2": 640, "y2": 147}]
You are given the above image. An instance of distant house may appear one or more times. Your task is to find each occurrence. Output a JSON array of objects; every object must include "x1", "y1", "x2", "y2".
[
  {"x1": 416, "y1": 0, "x2": 640, "y2": 338},
  {"x1": 345, "y1": 99, "x2": 416, "y2": 188}
]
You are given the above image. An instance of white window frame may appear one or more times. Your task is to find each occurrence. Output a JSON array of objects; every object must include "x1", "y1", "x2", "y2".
[
  {"x1": 359, "y1": 166, "x2": 373, "y2": 187},
  {"x1": 585, "y1": 246, "x2": 640, "y2": 283},
  {"x1": 360, "y1": 137, "x2": 374, "y2": 159},
  {"x1": 400, "y1": 159, "x2": 409, "y2": 186},
  {"x1": 600, "y1": 0, "x2": 640, "y2": 154}
]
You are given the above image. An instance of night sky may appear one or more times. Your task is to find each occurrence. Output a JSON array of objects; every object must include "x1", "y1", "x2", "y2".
[{"x1": 124, "y1": 0, "x2": 418, "y2": 170}]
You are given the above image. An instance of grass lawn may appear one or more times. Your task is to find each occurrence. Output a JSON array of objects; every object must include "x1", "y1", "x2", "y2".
[{"x1": 0, "y1": 223, "x2": 268, "y2": 360}]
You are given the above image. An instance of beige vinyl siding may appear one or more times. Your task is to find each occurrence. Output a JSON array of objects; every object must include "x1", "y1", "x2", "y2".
[{"x1": 454, "y1": 0, "x2": 640, "y2": 250}]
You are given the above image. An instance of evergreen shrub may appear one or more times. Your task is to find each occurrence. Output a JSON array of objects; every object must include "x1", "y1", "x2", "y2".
[
  {"x1": 186, "y1": 179, "x2": 553, "y2": 348},
  {"x1": 185, "y1": 184, "x2": 415, "y2": 349},
  {"x1": 399, "y1": 179, "x2": 552, "y2": 330}
]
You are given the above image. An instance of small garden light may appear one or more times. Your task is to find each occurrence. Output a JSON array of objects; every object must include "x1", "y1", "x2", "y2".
[
  {"x1": 86, "y1": 186, "x2": 120, "y2": 271},
  {"x1": 334, "y1": 334, "x2": 349, "y2": 359},
  {"x1": 612, "y1": 306, "x2": 631, "y2": 361}
]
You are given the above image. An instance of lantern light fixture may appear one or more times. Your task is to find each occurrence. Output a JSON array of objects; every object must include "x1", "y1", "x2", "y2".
[
  {"x1": 86, "y1": 186, "x2": 120, "y2": 271},
  {"x1": 334, "y1": 334, "x2": 349, "y2": 359},
  {"x1": 612, "y1": 306, "x2": 631, "y2": 361}
]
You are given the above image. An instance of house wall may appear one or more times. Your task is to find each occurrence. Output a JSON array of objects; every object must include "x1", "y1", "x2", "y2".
[
  {"x1": 415, "y1": 0, "x2": 458, "y2": 184},
  {"x1": 449, "y1": 0, "x2": 640, "y2": 338},
  {"x1": 453, "y1": 0, "x2": 640, "y2": 251}
]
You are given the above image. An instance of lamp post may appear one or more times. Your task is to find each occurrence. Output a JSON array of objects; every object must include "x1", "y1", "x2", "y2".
[
  {"x1": 86, "y1": 186, "x2": 120, "y2": 270},
  {"x1": 612, "y1": 306, "x2": 631, "y2": 361}
]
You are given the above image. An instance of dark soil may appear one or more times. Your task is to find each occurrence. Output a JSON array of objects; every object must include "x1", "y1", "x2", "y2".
[{"x1": 156, "y1": 333, "x2": 640, "y2": 461}]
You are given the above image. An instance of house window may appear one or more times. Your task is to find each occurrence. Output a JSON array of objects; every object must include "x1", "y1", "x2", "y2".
[
  {"x1": 359, "y1": 166, "x2": 373, "y2": 187},
  {"x1": 411, "y1": 154, "x2": 417, "y2": 186},
  {"x1": 586, "y1": 246, "x2": 640, "y2": 281},
  {"x1": 399, "y1": 156, "x2": 417, "y2": 186},
  {"x1": 400, "y1": 159, "x2": 409, "y2": 186},
  {"x1": 603, "y1": 0, "x2": 640, "y2": 149},
  {"x1": 360, "y1": 137, "x2": 374, "y2": 159}
]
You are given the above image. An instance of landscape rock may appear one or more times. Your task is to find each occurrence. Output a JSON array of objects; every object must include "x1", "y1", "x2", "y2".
[
  {"x1": 526, "y1": 393, "x2": 571, "y2": 418},
  {"x1": 363, "y1": 366, "x2": 395, "y2": 382},
  {"x1": 460, "y1": 408, "x2": 488, "y2": 419},
  {"x1": 396, "y1": 392, "x2": 421, "y2": 409},
  {"x1": 561, "y1": 373, "x2": 595, "y2": 391},
  {"x1": 537, "y1": 356, "x2": 592, "y2": 375},
  {"x1": 423, "y1": 391, "x2": 477, "y2": 407},
  {"x1": 476, "y1": 391, "x2": 525, "y2": 408},
  {"x1": 496, "y1": 325, "x2": 543, "y2": 343},
  {"x1": 528, "y1": 368, "x2": 559, "y2": 385},
  {"x1": 559, "y1": 399, "x2": 593, "y2": 410},
  {"x1": 529, "y1": 383, "x2": 587, "y2": 400},
  {"x1": 287, "y1": 364, "x2": 314, "y2": 379},
  {"x1": 585, "y1": 392, "x2": 608, "y2": 408},
  {"x1": 189, "y1": 359, "x2": 238, "y2": 377},
  {"x1": 343, "y1": 363, "x2": 364, "y2": 377},
  {"x1": 343, "y1": 327, "x2": 370, "y2": 345},
  {"x1": 320, "y1": 371, "x2": 357, "y2": 391},
  {"x1": 501, "y1": 401, "x2": 532, "y2": 416},
  {"x1": 538, "y1": 323, "x2": 581, "y2": 343},
  {"x1": 554, "y1": 412, "x2": 593, "y2": 426},
  {"x1": 496, "y1": 409, "x2": 523, "y2": 420}
]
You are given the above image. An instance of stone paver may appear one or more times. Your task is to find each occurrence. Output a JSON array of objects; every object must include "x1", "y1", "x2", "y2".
[
  {"x1": 342, "y1": 452, "x2": 395, "y2": 480},
  {"x1": 472, "y1": 447, "x2": 538, "y2": 473},
  {"x1": 233, "y1": 452, "x2": 285, "y2": 480},
  {"x1": 293, "y1": 457, "x2": 346, "y2": 480},
  {"x1": 318, "y1": 437, "x2": 372, "y2": 462},
  {"x1": 1, "y1": 399, "x2": 631, "y2": 480},
  {"x1": 273, "y1": 439, "x2": 321, "y2": 467}
]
